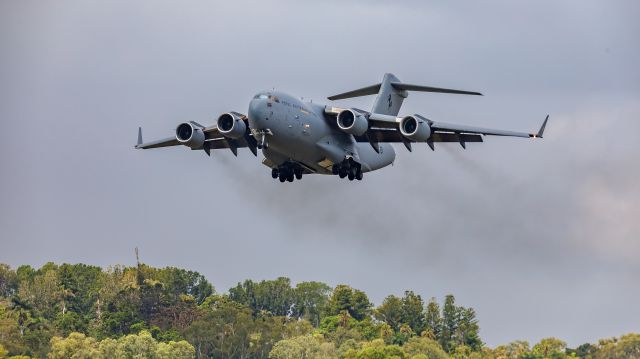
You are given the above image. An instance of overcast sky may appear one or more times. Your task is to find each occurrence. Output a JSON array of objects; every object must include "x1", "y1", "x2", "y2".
[{"x1": 1, "y1": 0, "x2": 639, "y2": 347}]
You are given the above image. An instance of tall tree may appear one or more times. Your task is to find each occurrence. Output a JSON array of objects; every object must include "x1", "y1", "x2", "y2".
[
  {"x1": 375, "y1": 295, "x2": 403, "y2": 331},
  {"x1": 456, "y1": 307, "x2": 481, "y2": 351},
  {"x1": 229, "y1": 278, "x2": 296, "y2": 317},
  {"x1": 294, "y1": 281, "x2": 331, "y2": 326},
  {"x1": 440, "y1": 295, "x2": 458, "y2": 352},
  {"x1": 156, "y1": 267, "x2": 214, "y2": 305},
  {"x1": 57, "y1": 264, "x2": 102, "y2": 316},
  {"x1": 182, "y1": 300, "x2": 256, "y2": 359},
  {"x1": 424, "y1": 298, "x2": 442, "y2": 339},
  {"x1": 400, "y1": 291, "x2": 425, "y2": 335},
  {"x1": 0, "y1": 264, "x2": 18, "y2": 298},
  {"x1": 327, "y1": 285, "x2": 371, "y2": 321}
]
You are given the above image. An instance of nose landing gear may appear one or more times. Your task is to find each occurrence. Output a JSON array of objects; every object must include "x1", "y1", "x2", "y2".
[
  {"x1": 332, "y1": 158, "x2": 363, "y2": 181},
  {"x1": 254, "y1": 129, "x2": 272, "y2": 150}
]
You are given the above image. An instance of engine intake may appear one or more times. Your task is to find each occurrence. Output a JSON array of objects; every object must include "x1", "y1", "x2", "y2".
[
  {"x1": 175, "y1": 122, "x2": 205, "y2": 149},
  {"x1": 217, "y1": 113, "x2": 247, "y2": 139},
  {"x1": 399, "y1": 115, "x2": 431, "y2": 141},
  {"x1": 337, "y1": 109, "x2": 368, "y2": 136}
]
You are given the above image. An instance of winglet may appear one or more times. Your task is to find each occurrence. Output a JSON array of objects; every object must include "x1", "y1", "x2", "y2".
[
  {"x1": 136, "y1": 127, "x2": 143, "y2": 148},
  {"x1": 531, "y1": 115, "x2": 549, "y2": 139}
]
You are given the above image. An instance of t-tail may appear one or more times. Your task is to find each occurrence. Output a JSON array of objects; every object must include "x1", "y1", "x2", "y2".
[{"x1": 327, "y1": 73, "x2": 482, "y2": 116}]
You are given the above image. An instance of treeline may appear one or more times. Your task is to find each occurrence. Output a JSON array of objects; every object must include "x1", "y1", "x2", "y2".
[{"x1": 0, "y1": 263, "x2": 637, "y2": 359}]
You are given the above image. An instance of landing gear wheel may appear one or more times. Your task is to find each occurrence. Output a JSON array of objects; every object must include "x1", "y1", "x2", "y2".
[
  {"x1": 271, "y1": 168, "x2": 279, "y2": 179},
  {"x1": 348, "y1": 166, "x2": 357, "y2": 181},
  {"x1": 287, "y1": 171, "x2": 294, "y2": 182},
  {"x1": 279, "y1": 171, "x2": 286, "y2": 182},
  {"x1": 356, "y1": 170, "x2": 363, "y2": 181},
  {"x1": 332, "y1": 164, "x2": 340, "y2": 175},
  {"x1": 294, "y1": 167, "x2": 303, "y2": 180},
  {"x1": 339, "y1": 168, "x2": 348, "y2": 178}
]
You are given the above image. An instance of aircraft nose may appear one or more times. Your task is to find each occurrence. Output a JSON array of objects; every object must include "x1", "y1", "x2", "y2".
[
  {"x1": 248, "y1": 99, "x2": 266, "y2": 129},
  {"x1": 248, "y1": 99, "x2": 260, "y2": 120}
]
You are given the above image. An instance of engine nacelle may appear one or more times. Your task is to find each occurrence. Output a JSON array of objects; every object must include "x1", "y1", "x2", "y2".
[
  {"x1": 399, "y1": 115, "x2": 431, "y2": 141},
  {"x1": 175, "y1": 122, "x2": 205, "y2": 149},
  {"x1": 217, "y1": 113, "x2": 247, "y2": 139},
  {"x1": 337, "y1": 109, "x2": 368, "y2": 136}
]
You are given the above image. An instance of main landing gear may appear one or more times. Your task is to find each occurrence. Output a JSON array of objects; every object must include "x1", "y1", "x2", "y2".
[
  {"x1": 271, "y1": 162, "x2": 303, "y2": 183},
  {"x1": 332, "y1": 158, "x2": 363, "y2": 181}
]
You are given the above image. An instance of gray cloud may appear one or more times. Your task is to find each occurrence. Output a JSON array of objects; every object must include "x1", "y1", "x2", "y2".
[{"x1": 1, "y1": 0, "x2": 639, "y2": 347}]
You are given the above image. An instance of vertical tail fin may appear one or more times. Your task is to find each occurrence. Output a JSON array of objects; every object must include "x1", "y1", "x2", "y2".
[{"x1": 371, "y1": 73, "x2": 407, "y2": 116}]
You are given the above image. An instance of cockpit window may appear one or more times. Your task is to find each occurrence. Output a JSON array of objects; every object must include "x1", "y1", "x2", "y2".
[
  {"x1": 268, "y1": 95, "x2": 280, "y2": 103},
  {"x1": 254, "y1": 94, "x2": 269, "y2": 100}
]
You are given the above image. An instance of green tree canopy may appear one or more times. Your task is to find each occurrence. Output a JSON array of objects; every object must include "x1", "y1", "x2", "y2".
[
  {"x1": 269, "y1": 335, "x2": 337, "y2": 359},
  {"x1": 327, "y1": 285, "x2": 371, "y2": 321},
  {"x1": 2, "y1": 261, "x2": 638, "y2": 359}
]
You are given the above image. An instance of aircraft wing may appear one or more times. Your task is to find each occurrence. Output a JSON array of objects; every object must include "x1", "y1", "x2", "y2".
[
  {"x1": 135, "y1": 117, "x2": 258, "y2": 156},
  {"x1": 135, "y1": 136, "x2": 181, "y2": 149},
  {"x1": 350, "y1": 111, "x2": 548, "y2": 150}
]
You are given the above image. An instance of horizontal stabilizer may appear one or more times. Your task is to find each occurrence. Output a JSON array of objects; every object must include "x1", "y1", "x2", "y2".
[
  {"x1": 327, "y1": 83, "x2": 381, "y2": 100},
  {"x1": 391, "y1": 82, "x2": 482, "y2": 96},
  {"x1": 327, "y1": 75, "x2": 482, "y2": 101}
]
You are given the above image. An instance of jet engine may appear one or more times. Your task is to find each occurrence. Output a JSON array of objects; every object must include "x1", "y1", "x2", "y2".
[
  {"x1": 217, "y1": 113, "x2": 247, "y2": 139},
  {"x1": 399, "y1": 115, "x2": 431, "y2": 141},
  {"x1": 175, "y1": 122, "x2": 205, "y2": 149},
  {"x1": 337, "y1": 109, "x2": 368, "y2": 136}
]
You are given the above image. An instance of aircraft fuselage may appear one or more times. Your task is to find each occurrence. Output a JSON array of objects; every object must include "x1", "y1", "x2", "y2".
[{"x1": 247, "y1": 91, "x2": 395, "y2": 175}]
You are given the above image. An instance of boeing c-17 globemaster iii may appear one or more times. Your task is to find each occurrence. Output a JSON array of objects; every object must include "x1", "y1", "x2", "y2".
[{"x1": 135, "y1": 73, "x2": 548, "y2": 182}]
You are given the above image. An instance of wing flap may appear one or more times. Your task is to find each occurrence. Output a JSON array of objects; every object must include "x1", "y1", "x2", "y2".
[
  {"x1": 430, "y1": 122, "x2": 532, "y2": 138},
  {"x1": 431, "y1": 133, "x2": 484, "y2": 143},
  {"x1": 355, "y1": 129, "x2": 483, "y2": 143}
]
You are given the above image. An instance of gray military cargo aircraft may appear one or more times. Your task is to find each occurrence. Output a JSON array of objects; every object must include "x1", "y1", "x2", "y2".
[{"x1": 136, "y1": 73, "x2": 548, "y2": 182}]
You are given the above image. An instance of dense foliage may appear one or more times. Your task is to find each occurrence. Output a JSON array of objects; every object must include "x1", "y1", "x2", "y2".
[{"x1": 0, "y1": 263, "x2": 636, "y2": 359}]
